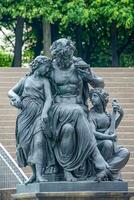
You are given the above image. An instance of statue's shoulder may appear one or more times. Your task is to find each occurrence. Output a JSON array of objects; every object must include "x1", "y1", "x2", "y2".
[
  {"x1": 73, "y1": 56, "x2": 88, "y2": 65},
  {"x1": 73, "y1": 57, "x2": 90, "y2": 71}
]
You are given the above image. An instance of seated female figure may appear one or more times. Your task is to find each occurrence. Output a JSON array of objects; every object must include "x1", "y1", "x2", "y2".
[{"x1": 88, "y1": 88, "x2": 130, "y2": 180}]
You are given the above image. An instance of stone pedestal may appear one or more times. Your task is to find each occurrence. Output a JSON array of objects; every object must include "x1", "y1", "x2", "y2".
[
  {"x1": 16, "y1": 181, "x2": 128, "y2": 193},
  {"x1": 12, "y1": 191, "x2": 134, "y2": 200},
  {"x1": 12, "y1": 181, "x2": 134, "y2": 200}
]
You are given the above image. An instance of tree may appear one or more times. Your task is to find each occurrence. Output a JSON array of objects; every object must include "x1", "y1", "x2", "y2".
[
  {"x1": 60, "y1": 0, "x2": 134, "y2": 66},
  {"x1": 0, "y1": 0, "x2": 62, "y2": 66}
]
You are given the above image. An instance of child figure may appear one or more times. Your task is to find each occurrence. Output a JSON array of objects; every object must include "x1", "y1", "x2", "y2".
[
  {"x1": 8, "y1": 55, "x2": 54, "y2": 184},
  {"x1": 88, "y1": 88, "x2": 130, "y2": 180}
]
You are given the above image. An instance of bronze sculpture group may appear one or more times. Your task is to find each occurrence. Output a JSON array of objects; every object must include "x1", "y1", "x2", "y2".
[{"x1": 8, "y1": 38, "x2": 130, "y2": 184}]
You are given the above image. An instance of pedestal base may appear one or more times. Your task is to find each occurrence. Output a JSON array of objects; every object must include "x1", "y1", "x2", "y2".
[
  {"x1": 16, "y1": 181, "x2": 128, "y2": 193},
  {"x1": 12, "y1": 191, "x2": 134, "y2": 200},
  {"x1": 12, "y1": 181, "x2": 134, "y2": 200}
]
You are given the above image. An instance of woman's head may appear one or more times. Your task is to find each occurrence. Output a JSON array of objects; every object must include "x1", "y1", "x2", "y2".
[
  {"x1": 89, "y1": 88, "x2": 109, "y2": 111},
  {"x1": 50, "y1": 38, "x2": 75, "y2": 61},
  {"x1": 30, "y1": 55, "x2": 52, "y2": 76}
]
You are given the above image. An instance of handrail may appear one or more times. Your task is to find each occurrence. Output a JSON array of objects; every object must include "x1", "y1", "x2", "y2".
[{"x1": 0, "y1": 143, "x2": 28, "y2": 184}]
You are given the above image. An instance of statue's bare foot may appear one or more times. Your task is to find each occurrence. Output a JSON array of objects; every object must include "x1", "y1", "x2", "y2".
[
  {"x1": 25, "y1": 175, "x2": 36, "y2": 185},
  {"x1": 36, "y1": 176, "x2": 48, "y2": 182},
  {"x1": 64, "y1": 170, "x2": 77, "y2": 182},
  {"x1": 95, "y1": 168, "x2": 113, "y2": 182}
]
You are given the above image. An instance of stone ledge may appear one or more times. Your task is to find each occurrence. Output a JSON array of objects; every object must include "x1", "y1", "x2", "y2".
[{"x1": 16, "y1": 181, "x2": 128, "y2": 193}]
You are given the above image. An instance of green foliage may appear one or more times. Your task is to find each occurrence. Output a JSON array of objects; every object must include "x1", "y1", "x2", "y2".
[
  {"x1": 22, "y1": 49, "x2": 34, "y2": 64},
  {"x1": 0, "y1": 51, "x2": 13, "y2": 67},
  {"x1": 0, "y1": 0, "x2": 134, "y2": 67}
]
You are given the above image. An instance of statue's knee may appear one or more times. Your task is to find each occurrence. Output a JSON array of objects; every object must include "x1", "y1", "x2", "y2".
[
  {"x1": 103, "y1": 140, "x2": 113, "y2": 151},
  {"x1": 121, "y1": 148, "x2": 130, "y2": 160},
  {"x1": 62, "y1": 123, "x2": 74, "y2": 133}
]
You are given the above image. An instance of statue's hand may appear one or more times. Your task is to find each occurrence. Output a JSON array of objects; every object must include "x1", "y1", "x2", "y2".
[
  {"x1": 108, "y1": 133, "x2": 117, "y2": 141},
  {"x1": 112, "y1": 100, "x2": 124, "y2": 115},
  {"x1": 10, "y1": 97, "x2": 22, "y2": 109}
]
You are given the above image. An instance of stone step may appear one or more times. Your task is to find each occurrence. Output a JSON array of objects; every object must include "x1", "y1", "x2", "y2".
[
  {"x1": 128, "y1": 187, "x2": 134, "y2": 192},
  {"x1": 0, "y1": 109, "x2": 18, "y2": 115},
  {"x1": 0, "y1": 121, "x2": 16, "y2": 126},
  {"x1": 106, "y1": 93, "x2": 134, "y2": 98},
  {"x1": 0, "y1": 139, "x2": 16, "y2": 146},
  {"x1": 0, "y1": 115, "x2": 17, "y2": 120},
  {"x1": 118, "y1": 133, "x2": 134, "y2": 139},
  {"x1": 0, "y1": 77, "x2": 22, "y2": 82},
  {"x1": 105, "y1": 82, "x2": 134, "y2": 87},
  {"x1": 93, "y1": 68, "x2": 134, "y2": 72},
  {"x1": 122, "y1": 165, "x2": 134, "y2": 172},
  {"x1": 0, "y1": 67, "x2": 28, "y2": 71},
  {"x1": 124, "y1": 146, "x2": 134, "y2": 152},
  {"x1": 0, "y1": 133, "x2": 15, "y2": 140},
  {"x1": 104, "y1": 87, "x2": 134, "y2": 93},
  {"x1": 122, "y1": 172, "x2": 134, "y2": 180},
  {"x1": 0, "y1": 82, "x2": 17, "y2": 87},
  {"x1": 118, "y1": 139, "x2": 134, "y2": 145},
  {"x1": 97, "y1": 72, "x2": 134, "y2": 77},
  {"x1": 111, "y1": 98, "x2": 134, "y2": 103},
  {"x1": 120, "y1": 120, "x2": 134, "y2": 126},
  {"x1": 0, "y1": 72, "x2": 27, "y2": 77},
  {"x1": 128, "y1": 158, "x2": 134, "y2": 165},
  {"x1": 0, "y1": 127, "x2": 15, "y2": 133},
  {"x1": 103, "y1": 77, "x2": 134, "y2": 82},
  {"x1": 118, "y1": 126, "x2": 134, "y2": 132}
]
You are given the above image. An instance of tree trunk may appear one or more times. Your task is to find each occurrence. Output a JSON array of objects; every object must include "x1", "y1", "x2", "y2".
[
  {"x1": 51, "y1": 23, "x2": 59, "y2": 43},
  {"x1": 42, "y1": 19, "x2": 51, "y2": 57},
  {"x1": 12, "y1": 17, "x2": 24, "y2": 67},
  {"x1": 75, "y1": 26, "x2": 83, "y2": 57},
  {"x1": 31, "y1": 19, "x2": 43, "y2": 57},
  {"x1": 111, "y1": 21, "x2": 119, "y2": 67}
]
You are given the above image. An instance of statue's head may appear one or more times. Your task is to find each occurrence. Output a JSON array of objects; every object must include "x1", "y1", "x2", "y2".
[
  {"x1": 30, "y1": 55, "x2": 52, "y2": 76},
  {"x1": 89, "y1": 88, "x2": 109, "y2": 111},
  {"x1": 50, "y1": 38, "x2": 75, "y2": 61}
]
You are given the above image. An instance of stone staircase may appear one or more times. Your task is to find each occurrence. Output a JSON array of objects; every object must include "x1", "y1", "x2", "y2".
[{"x1": 0, "y1": 67, "x2": 134, "y2": 191}]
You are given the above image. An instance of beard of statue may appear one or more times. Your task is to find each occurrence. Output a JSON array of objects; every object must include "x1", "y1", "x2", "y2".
[{"x1": 53, "y1": 49, "x2": 73, "y2": 70}]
